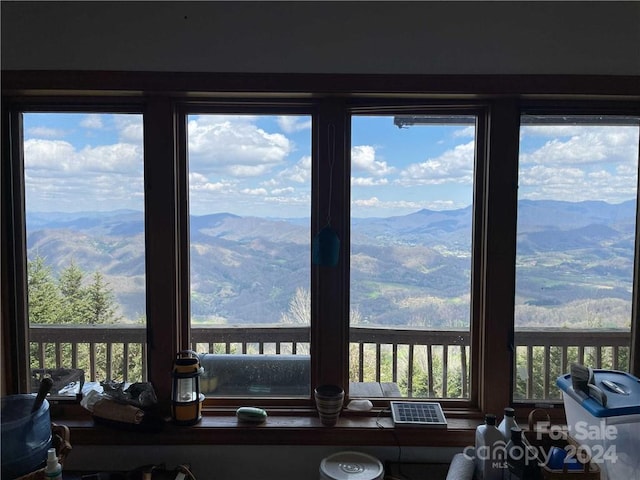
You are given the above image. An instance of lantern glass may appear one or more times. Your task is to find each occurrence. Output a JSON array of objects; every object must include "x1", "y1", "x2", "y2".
[{"x1": 176, "y1": 376, "x2": 197, "y2": 403}]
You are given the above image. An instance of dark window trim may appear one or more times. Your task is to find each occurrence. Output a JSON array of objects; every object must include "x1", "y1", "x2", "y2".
[
  {"x1": 3, "y1": 71, "x2": 640, "y2": 98},
  {"x1": 3, "y1": 73, "x2": 640, "y2": 446}
]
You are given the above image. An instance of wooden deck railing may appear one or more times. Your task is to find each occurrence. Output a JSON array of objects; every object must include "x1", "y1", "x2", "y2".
[
  {"x1": 513, "y1": 328, "x2": 631, "y2": 401},
  {"x1": 29, "y1": 324, "x2": 148, "y2": 383},
  {"x1": 28, "y1": 325, "x2": 630, "y2": 400}
]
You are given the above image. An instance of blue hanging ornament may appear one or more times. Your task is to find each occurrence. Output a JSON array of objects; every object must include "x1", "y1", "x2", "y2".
[{"x1": 312, "y1": 224, "x2": 340, "y2": 266}]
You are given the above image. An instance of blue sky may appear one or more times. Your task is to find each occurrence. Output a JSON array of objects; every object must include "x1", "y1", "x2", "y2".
[{"x1": 22, "y1": 112, "x2": 639, "y2": 218}]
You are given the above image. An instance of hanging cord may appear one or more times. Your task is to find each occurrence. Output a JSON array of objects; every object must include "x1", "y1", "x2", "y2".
[
  {"x1": 376, "y1": 408, "x2": 410, "y2": 480},
  {"x1": 325, "y1": 123, "x2": 336, "y2": 228}
]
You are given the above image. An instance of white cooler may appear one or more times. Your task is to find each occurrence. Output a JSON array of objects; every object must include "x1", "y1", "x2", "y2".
[{"x1": 557, "y1": 370, "x2": 640, "y2": 480}]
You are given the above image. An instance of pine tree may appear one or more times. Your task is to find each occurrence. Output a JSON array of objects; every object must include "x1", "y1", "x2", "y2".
[
  {"x1": 27, "y1": 254, "x2": 61, "y2": 324},
  {"x1": 86, "y1": 271, "x2": 121, "y2": 324},
  {"x1": 58, "y1": 260, "x2": 88, "y2": 323}
]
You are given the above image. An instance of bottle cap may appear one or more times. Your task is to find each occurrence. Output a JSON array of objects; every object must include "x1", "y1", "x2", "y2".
[
  {"x1": 504, "y1": 407, "x2": 515, "y2": 416},
  {"x1": 510, "y1": 427, "x2": 522, "y2": 439},
  {"x1": 485, "y1": 413, "x2": 496, "y2": 425},
  {"x1": 47, "y1": 448, "x2": 57, "y2": 461}
]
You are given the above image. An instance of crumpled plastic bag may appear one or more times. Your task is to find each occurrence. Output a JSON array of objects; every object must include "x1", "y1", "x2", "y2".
[
  {"x1": 81, "y1": 381, "x2": 158, "y2": 425},
  {"x1": 101, "y1": 380, "x2": 158, "y2": 408}
]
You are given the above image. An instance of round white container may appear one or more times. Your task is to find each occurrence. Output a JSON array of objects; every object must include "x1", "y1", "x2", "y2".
[{"x1": 319, "y1": 451, "x2": 384, "y2": 480}]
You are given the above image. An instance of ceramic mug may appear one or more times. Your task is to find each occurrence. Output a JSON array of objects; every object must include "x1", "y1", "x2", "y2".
[{"x1": 314, "y1": 384, "x2": 344, "y2": 426}]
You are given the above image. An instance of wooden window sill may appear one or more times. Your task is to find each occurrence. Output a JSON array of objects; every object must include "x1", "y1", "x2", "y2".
[{"x1": 52, "y1": 408, "x2": 479, "y2": 447}]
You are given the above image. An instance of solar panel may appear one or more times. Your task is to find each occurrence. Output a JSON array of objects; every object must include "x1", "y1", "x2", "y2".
[{"x1": 390, "y1": 401, "x2": 448, "y2": 428}]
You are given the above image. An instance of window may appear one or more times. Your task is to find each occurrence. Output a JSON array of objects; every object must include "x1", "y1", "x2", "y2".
[
  {"x1": 514, "y1": 114, "x2": 640, "y2": 402},
  {"x1": 2, "y1": 74, "x2": 639, "y2": 435},
  {"x1": 186, "y1": 113, "x2": 312, "y2": 398},
  {"x1": 22, "y1": 111, "x2": 146, "y2": 395},
  {"x1": 349, "y1": 113, "x2": 477, "y2": 400}
]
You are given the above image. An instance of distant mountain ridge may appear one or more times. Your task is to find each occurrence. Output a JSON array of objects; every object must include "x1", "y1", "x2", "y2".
[{"x1": 26, "y1": 199, "x2": 636, "y2": 327}]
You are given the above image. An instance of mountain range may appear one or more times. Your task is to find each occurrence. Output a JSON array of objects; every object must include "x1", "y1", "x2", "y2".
[{"x1": 26, "y1": 199, "x2": 636, "y2": 328}]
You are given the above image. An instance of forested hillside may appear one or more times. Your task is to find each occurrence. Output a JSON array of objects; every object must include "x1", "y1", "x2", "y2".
[{"x1": 27, "y1": 199, "x2": 635, "y2": 329}]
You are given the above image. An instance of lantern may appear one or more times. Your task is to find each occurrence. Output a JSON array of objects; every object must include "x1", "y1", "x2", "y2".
[{"x1": 171, "y1": 350, "x2": 204, "y2": 425}]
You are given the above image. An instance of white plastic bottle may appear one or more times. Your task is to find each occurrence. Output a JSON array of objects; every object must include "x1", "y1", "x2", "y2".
[
  {"x1": 475, "y1": 413, "x2": 504, "y2": 480},
  {"x1": 497, "y1": 407, "x2": 520, "y2": 442},
  {"x1": 45, "y1": 448, "x2": 62, "y2": 480}
]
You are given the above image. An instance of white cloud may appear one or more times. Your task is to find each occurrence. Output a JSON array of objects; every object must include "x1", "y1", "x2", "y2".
[
  {"x1": 351, "y1": 145, "x2": 394, "y2": 176},
  {"x1": 264, "y1": 193, "x2": 311, "y2": 207},
  {"x1": 226, "y1": 164, "x2": 278, "y2": 177},
  {"x1": 521, "y1": 136, "x2": 606, "y2": 166},
  {"x1": 520, "y1": 127, "x2": 637, "y2": 166},
  {"x1": 399, "y1": 141, "x2": 475, "y2": 186},
  {"x1": 277, "y1": 116, "x2": 312, "y2": 133},
  {"x1": 423, "y1": 200, "x2": 460, "y2": 210},
  {"x1": 115, "y1": 115, "x2": 143, "y2": 144},
  {"x1": 271, "y1": 187, "x2": 295, "y2": 195},
  {"x1": 27, "y1": 127, "x2": 67, "y2": 138},
  {"x1": 23, "y1": 139, "x2": 76, "y2": 171},
  {"x1": 241, "y1": 187, "x2": 269, "y2": 196},
  {"x1": 23, "y1": 139, "x2": 144, "y2": 211},
  {"x1": 188, "y1": 117, "x2": 291, "y2": 178},
  {"x1": 519, "y1": 164, "x2": 637, "y2": 202},
  {"x1": 518, "y1": 125, "x2": 639, "y2": 202},
  {"x1": 519, "y1": 164, "x2": 586, "y2": 188},
  {"x1": 353, "y1": 197, "x2": 384, "y2": 208},
  {"x1": 352, "y1": 177, "x2": 389, "y2": 186},
  {"x1": 189, "y1": 172, "x2": 234, "y2": 193},
  {"x1": 277, "y1": 155, "x2": 311, "y2": 184},
  {"x1": 22, "y1": 114, "x2": 146, "y2": 212},
  {"x1": 24, "y1": 139, "x2": 142, "y2": 177},
  {"x1": 453, "y1": 126, "x2": 475, "y2": 138},
  {"x1": 616, "y1": 161, "x2": 638, "y2": 177},
  {"x1": 80, "y1": 114, "x2": 103, "y2": 129},
  {"x1": 352, "y1": 196, "x2": 459, "y2": 214}
]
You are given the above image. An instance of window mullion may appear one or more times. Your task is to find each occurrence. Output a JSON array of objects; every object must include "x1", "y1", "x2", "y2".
[
  {"x1": 144, "y1": 97, "x2": 181, "y2": 412},
  {"x1": 479, "y1": 99, "x2": 520, "y2": 414},
  {"x1": 312, "y1": 99, "x2": 351, "y2": 391}
]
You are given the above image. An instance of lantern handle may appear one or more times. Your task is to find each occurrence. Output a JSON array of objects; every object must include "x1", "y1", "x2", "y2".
[{"x1": 176, "y1": 349, "x2": 199, "y2": 360}]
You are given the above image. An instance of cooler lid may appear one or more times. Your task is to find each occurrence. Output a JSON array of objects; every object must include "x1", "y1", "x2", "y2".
[
  {"x1": 556, "y1": 370, "x2": 640, "y2": 417},
  {"x1": 319, "y1": 451, "x2": 384, "y2": 480}
]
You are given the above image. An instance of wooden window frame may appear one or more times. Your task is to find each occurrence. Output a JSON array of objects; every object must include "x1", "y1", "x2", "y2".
[{"x1": 2, "y1": 72, "x2": 639, "y2": 447}]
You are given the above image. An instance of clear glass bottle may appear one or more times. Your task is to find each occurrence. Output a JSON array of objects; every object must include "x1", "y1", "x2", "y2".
[{"x1": 498, "y1": 407, "x2": 520, "y2": 442}]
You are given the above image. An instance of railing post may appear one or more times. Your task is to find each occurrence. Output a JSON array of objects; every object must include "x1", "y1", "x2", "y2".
[
  {"x1": 407, "y1": 344, "x2": 414, "y2": 397},
  {"x1": 442, "y1": 345, "x2": 449, "y2": 398},
  {"x1": 427, "y1": 345, "x2": 434, "y2": 397},
  {"x1": 392, "y1": 344, "x2": 398, "y2": 384}
]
